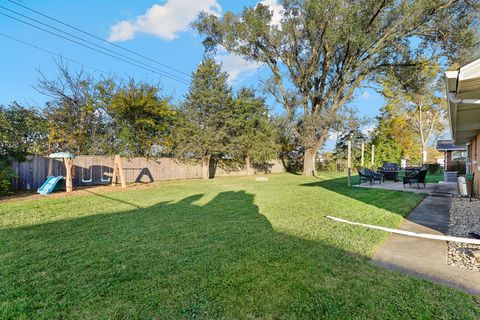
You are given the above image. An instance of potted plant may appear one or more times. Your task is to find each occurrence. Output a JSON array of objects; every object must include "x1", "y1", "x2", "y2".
[{"x1": 465, "y1": 173, "x2": 474, "y2": 196}]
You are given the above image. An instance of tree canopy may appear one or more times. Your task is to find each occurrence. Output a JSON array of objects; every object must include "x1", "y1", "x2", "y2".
[
  {"x1": 378, "y1": 59, "x2": 446, "y2": 163},
  {"x1": 194, "y1": 0, "x2": 480, "y2": 175},
  {"x1": 226, "y1": 88, "x2": 279, "y2": 171},
  {"x1": 37, "y1": 63, "x2": 176, "y2": 157},
  {"x1": 171, "y1": 58, "x2": 233, "y2": 179}
]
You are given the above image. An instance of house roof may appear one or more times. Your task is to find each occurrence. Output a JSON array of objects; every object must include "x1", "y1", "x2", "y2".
[
  {"x1": 436, "y1": 140, "x2": 466, "y2": 151},
  {"x1": 446, "y1": 58, "x2": 480, "y2": 145}
]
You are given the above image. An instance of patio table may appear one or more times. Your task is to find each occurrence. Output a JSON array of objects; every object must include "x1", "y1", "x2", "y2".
[{"x1": 378, "y1": 169, "x2": 400, "y2": 182}]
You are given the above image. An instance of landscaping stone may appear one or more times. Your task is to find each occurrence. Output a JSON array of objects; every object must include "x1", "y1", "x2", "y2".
[{"x1": 447, "y1": 197, "x2": 480, "y2": 272}]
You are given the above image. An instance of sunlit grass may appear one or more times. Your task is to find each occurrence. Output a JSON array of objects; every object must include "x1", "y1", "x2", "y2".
[{"x1": 1, "y1": 173, "x2": 478, "y2": 319}]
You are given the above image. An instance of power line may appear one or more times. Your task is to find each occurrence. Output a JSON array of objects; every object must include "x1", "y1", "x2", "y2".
[
  {"x1": 0, "y1": 6, "x2": 190, "y2": 85},
  {"x1": 0, "y1": 12, "x2": 190, "y2": 86},
  {"x1": 0, "y1": 32, "x2": 110, "y2": 74},
  {"x1": 7, "y1": 0, "x2": 191, "y2": 77}
]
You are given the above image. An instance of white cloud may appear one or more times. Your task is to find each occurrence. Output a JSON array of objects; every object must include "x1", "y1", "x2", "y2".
[
  {"x1": 216, "y1": 0, "x2": 282, "y2": 83},
  {"x1": 216, "y1": 50, "x2": 261, "y2": 83},
  {"x1": 362, "y1": 125, "x2": 375, "y2": 136},
  {"x1": 359, "y1": 91, "x2": 372, "y2": 100},
  {"x1": 108, "y1": 0, "x2": 221, "y2": 42},
  {"x1": 259, "y1": 0, "x2": 283, "y2": 26}
]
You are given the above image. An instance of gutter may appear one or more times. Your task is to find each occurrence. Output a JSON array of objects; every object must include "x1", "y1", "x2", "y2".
[{"x1": 447, "y1": 92, "x2": 480, "y2": 105}]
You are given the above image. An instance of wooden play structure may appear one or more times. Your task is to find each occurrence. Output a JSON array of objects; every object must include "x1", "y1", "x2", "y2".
[
  {"x1": 111, "y1": 155, "x2": 126, "y2": 188},
  {"x1": 38, "y1": 152, "x2": 75, "y2": 194},
  {"x1": 38, "y1": 153, "x2": 126, "y2": 195}
]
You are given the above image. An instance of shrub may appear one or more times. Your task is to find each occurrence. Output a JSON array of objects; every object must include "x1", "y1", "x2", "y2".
[
  {"x1": 0, "y1": 159, "x2": 15, "y2": 196},
  {"x1": 428, "y1": 163, "x2": 443, "y2": 174}
]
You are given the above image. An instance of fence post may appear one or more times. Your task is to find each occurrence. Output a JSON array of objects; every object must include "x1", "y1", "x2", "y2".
[
  {"x1": 371, "y1": 145, "x2": 375, "y2": 169},
  {"x1": 361, "y1": 142, "x2": 364, "y2": 168},
  {"x1": 347, "y1": 140, "x2": 352, "y2": 187}
]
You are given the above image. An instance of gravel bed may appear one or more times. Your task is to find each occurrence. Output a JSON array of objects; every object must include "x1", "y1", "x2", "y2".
[{"x1": 447, "y1": 197, "x2": 480, "y2": 272}]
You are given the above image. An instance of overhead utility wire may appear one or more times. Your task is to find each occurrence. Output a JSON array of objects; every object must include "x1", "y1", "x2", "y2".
[
  {"x1": 0, "y1": 11, "x2": 190, "y2": 85},
  {"x1": 0, "y1": 6, "x2": 190, "y2": 84},
  {"x1": 7, "y1": 0, "x2": 191, "y2": 77},
  {"x1": 0, "y1": 32, "x2": 110, "y2": 74}
]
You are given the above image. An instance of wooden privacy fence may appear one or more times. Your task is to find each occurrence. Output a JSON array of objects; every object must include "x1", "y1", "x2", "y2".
[{"x1": 10, "y1": 155, "x2": 286, "y2": 190}]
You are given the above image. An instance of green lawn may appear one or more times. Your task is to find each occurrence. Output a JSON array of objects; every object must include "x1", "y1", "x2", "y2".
[
  {"x1": 426, "y1": 172, "x2": 444, "y2": 183},
  {"x1": 1, "y1": 173, "x2": 478, "y2": 319}
]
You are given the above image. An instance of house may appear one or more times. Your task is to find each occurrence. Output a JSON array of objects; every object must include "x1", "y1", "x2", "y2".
[
  {"x1": 435, "y1": 140, "x2": 466, "y2": 182},
  {"x1": 446, "y1": 58, "x2": 480, "y2": 193}
]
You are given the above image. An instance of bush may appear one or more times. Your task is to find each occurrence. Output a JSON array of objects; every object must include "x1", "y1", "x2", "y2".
[
  {"x1": 0, "y1": 159, "x2": 14, "y2": 196},
  {"x1": 427, "y1": 163, "x2": 443, "y2": 174}
]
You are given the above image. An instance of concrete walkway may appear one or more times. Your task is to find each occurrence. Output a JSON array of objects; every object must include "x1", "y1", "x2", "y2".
[{"x1": 372, "y1": 183, "x2": 480, "y2": 295}]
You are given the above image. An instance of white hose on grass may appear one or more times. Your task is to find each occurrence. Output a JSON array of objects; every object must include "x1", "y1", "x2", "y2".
[{"x1": 325, "y1": 215, "x2": 480, "y2": 245}]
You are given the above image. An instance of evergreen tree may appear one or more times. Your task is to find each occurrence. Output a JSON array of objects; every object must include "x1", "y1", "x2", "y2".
[
  {"x1": 226, "y1": 88, "x2": 278, "y2": 174},
  {"x1": 370, "y1": 105, "x2": 404, "y2": 168},
  {"x1": 172, "y1": 58, "x2": 233, "y2": 179}
]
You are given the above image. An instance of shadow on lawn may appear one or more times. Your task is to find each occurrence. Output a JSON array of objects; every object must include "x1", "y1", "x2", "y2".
[
  {"x1": 300, "y1": 175, "x2": 425, "y2": 217},
  {"x1": 0, "y1": 190, "x2": 474, "y2": 319}
]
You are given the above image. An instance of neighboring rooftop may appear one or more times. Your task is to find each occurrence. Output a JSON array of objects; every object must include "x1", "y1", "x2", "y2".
[{"x1": 436, "y1": 140, "x2": 466, "y2": 151}]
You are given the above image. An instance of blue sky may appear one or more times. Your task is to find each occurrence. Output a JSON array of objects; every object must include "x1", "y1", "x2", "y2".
[{"x1": 0, "y1": 0, "x2": 385, "y2": 150}]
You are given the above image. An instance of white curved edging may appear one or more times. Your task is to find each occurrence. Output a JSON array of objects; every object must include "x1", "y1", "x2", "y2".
[{"x1": 325, "y1": 215, "x2": 480, "y2": 245}]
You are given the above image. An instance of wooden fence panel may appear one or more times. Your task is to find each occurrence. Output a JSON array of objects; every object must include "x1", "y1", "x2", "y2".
[{"x1": 10, "y1": 156, "x2": 286, "y2": 190}]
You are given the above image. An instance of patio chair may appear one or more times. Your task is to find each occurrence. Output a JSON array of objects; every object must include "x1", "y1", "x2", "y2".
[
  {"x1": 358, "y1": 168, "x2": 382, "y2": 184},
  {"x1": 403, "y1": 169, "x2": 428, "y2": 189},
  {"x1": 358, "y1": 168, "x2": 371, "y2": 184},
  {"x1": 365, "y1": 168, "x2": 383, "y2": 183}
]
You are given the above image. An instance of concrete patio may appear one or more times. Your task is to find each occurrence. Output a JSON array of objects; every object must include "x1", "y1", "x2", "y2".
[{"x1": 354, "y1": 181, "x2": 456, "y2": 194}]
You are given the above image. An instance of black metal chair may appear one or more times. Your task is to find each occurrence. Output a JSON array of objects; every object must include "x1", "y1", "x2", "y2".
[
  {"x1": 365, "y1": 168, "x2": 383, "y2": 183},
  {"x1": 403, "y1": 169, "x2": 428, "y2": 189},
  {"x1": 358, "y1": 168, "x2": 383, "y2": 184}
]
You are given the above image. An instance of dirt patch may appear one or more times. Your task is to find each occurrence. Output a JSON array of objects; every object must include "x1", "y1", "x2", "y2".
[{"x1": 0, "y1": 182, "x2": 161, "y2": 204}]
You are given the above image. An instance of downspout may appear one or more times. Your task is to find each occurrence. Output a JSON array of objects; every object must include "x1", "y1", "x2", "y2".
[{"x1": 466, "y1": 142, "x2": 471, "y2": 175}]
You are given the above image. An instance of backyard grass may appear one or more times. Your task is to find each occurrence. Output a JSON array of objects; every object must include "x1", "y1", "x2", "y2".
[
  {"x1": 426, "y1": 172, "x2": 444, "y2": 183},
  {"x1": 1, "y1": 173, "x2": 479, "y2": 319}
]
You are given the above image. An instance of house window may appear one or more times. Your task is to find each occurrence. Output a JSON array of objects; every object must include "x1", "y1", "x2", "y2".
[{"x1": 452, "y1": 151, "x2": 466, "y2": 161}]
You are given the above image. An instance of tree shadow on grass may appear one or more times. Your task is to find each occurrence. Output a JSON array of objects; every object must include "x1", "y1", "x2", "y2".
[
  {"x1": 300, "y1": 176, "x2": 426, "y2": 217},
  {"x1": 0, "y1": 191, "x2": 476, "y2": 319}
]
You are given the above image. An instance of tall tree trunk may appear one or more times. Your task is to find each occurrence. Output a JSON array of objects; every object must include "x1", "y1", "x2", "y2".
[
  {"x1": 303, "y1": 148, "x2": 316, "y2": 176},
  {"x1": 245, "y1": 154, "x2": 252, "y2": 176},
  {"x1": 421, "y1": 144, "x2": 428, "y2": 164},
  {"x1": 202, "y1": 155, "x2": 211, "y2": 180}
]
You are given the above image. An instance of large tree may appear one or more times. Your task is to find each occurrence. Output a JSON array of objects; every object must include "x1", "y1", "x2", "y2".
[
  {"x1": 0, "y1": 102, "x2": 48, "y2": 160},
  {"x1": 38, "y1": 62, "x2": 175, "y2": 157},
  {"x1": 226, "y1": 88, "x2": 278, "y2": 175},
  {"x1": 99, "y1": 79, "x2": 176, "y2": 158},
  {"x1": 0, "y1": 103, "x2": 48, "y2": 195},
  {"x1": 37, "y1": 63, "x2": 108, "y2": 155},
  {"x1": 172, "y1": 58, "x2": 233, "y2": 179},
  {"x1": 370, "y1": 105, "x2": 405, "y2": 168},
  {"x1": 194, "y1": 0, "x2": 479, "y2": 176},
  {"x1": 378, "y1": 60, "x2": 446, "y2": 163}
]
